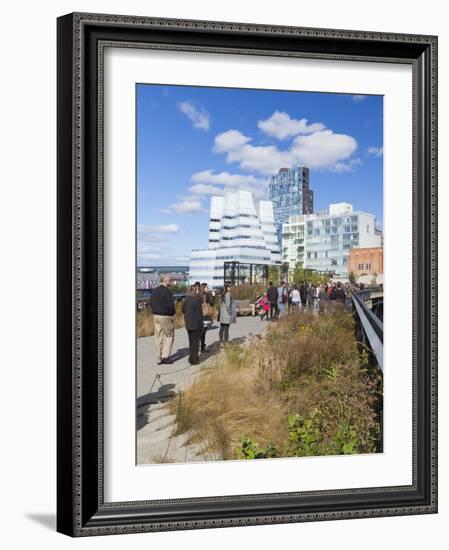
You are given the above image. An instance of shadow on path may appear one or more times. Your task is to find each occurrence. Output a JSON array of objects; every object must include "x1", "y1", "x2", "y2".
[
  {"x1": 195, "y1": 336, "x2": 245, "y2": 364},
  {"x1": 137, "y1": 332, "x2": 255, "y2": 432},
  {"x1": 137, "y1": 383, "x2": 176, "y2": 431},
  {"x1": 170, "y1": 347, "x2": 190, "y2": 362}
]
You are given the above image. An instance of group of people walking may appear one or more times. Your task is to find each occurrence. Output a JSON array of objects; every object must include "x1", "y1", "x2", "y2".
[
  {"x1": 149, "y1": 277, "x2": 237, "y2": 367},
  {"x1": 256, "y1": 280, "x2": 348, "y2": 321},
  {"x1": 149, "y1": 275, "x2": 348, "y2": 367}
]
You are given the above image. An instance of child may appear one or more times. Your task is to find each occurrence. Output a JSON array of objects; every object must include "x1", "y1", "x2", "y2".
[{"x1": 257, "y1": 293, "x2": 270, "y2": 321}]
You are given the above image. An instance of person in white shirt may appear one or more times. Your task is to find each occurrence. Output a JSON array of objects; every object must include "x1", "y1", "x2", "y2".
[
  {"x1": 277, "y1": 281, "x2": 288, "y2": 317},
  {"x1": 290, "y1": 284, "x2": 301, "y2": 313}
]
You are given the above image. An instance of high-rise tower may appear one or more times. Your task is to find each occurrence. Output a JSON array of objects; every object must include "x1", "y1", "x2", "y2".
[{"x1": 268, "y1": 166, "x2": 313, "y2": 242}]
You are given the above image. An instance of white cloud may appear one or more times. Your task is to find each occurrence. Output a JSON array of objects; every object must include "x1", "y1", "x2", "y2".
[
  {"x1": 332, "y1": 158, "x2": 363, "y2": 173},
  {"x1": 258, "y1": 111, "x2": 326, "y2": 140},
  {"x1": 213, "y1": 126, "x2": 358, "y2": 175},
  {"x1": 352, "y1": 95, "x2": 367, "y2": 103},
  {"x1": 137, "y1": 223, "x2": 179, "y2": 234},
  {"x1": 189, "y1": 170, "x2": 268, "y2": 199},
  {"x1": 177, "y1": 100, "x2": 210, "y2": 131},
  {"x1": 167, "y1": 199, "x2": 206, "y2": 214},
  {"x1": 137, "y1": 224, "x2": 189, "y2": 265},
  {"x1": 138, "y1": 234, "x2": 169, "y2": 243},
  {"x1": 190, "y1": 169, "x2": 264, "y2": 188},
  {"x1": 367, "y1": 146, "x2": 383, "y2": 158},
  {"x1": 213, "y1": 130, "x2": 251, "y2": 153},
  {"x1": 226, "y1": 143, "x2": 294, "y2": 176},
  {"x1": 137, "y1": 241, "x2": 190, "y2": 265},
  {"x1": 188, "y1": 183, "x2": 224, "y2": 196},
  {"x1": 291, "y1": 130, "x2": 358, "y2": 169}
]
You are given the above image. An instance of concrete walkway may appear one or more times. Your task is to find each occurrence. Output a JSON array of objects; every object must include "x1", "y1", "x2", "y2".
[{"x1": 137, "y1": 316, "x2": 268, "y2": 464}]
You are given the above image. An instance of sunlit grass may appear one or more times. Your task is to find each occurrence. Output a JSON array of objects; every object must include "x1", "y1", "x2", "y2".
[{"x1": 170, "y1": 307, "x2": 382, "y2": 460}]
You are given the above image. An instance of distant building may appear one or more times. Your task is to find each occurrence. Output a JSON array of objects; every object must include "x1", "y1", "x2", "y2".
[
  {"x1": 349, "y1": 247, "x2": 384, "y2": 277},
  {"x1": 375, "y1": 226, "x2": 384, "y2": 246},
  {"x1": 136, "y1": 267, "x2": 188, "y2": 289},
  {"x1": 282, "y1": 202, "x2": 382, "y2": 278},
  {"x1": 189, "y1": 190, "x2": 281, "y2": 288},
  {"x1": 268, "y1": 166, "x2": 313, "y2": 242},
  {"x1": 136, "y1": 268, "x2": 160, "y2": 289}
]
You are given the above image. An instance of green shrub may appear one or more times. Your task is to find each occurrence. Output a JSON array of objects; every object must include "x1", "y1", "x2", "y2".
[
  {"x1": 287, "y1": 410, "x2": 327, "y2": 457},
  {"x1": 229, "y1": 283, "x2": 265, "y2": 301},
  {"x1": 237, "y1": 437, "x2": 278, "y2": 459},
  {"x1": 332, "y1": 421, "x2": 359, "y2": 455},
  {"x1": 238, "y1": 411, "x2": 364, "y2": 459}
]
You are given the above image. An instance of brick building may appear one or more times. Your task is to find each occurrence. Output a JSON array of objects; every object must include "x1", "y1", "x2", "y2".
[{"x1": 348, "y1": 247, "x2": 384, "y2": 277}]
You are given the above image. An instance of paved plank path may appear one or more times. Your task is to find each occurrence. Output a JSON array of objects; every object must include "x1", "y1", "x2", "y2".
[{"x1": 137, "y1": 316, "x2": 268, "y2": 464}]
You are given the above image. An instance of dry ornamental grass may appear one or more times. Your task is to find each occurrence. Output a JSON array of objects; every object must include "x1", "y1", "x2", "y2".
[
  {"x1": 137, "y1": 301, "x2": 185, "y2": 338},
  {"x1": 170, "y1": 307, "x2": 383, "y2": 460}
]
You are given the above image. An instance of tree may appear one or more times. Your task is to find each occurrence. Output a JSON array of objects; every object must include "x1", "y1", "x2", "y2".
[
  {"x1": 171, "y1": 282, "x2": 188, "y2": 294},
  {"x1": 293, "y1": 262, "x2": 305, "y2": 285},
  {"x1": 349, "y1": 271, "x2": 356, "y2": 285},
  {"x1": 268, "y1": 265, "x2": 281, "y2": 285},
  {"x1": 281, "y1": 262, "x2": 290, "y2": 283}
]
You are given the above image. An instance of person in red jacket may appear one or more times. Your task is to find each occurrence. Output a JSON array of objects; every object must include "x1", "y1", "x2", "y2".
[{"x1": 257, "y1": 293, "x2": 270, "y2": 321}]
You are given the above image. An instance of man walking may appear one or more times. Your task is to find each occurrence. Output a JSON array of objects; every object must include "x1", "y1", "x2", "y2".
[
  {"x1": 267, "y1": 281, "x2": 279, "y2": 320},
  {"x1": 335, "y1": 282, "x2": 347, "y2": 304},
  {"x1": 299, "y1": 282, "x2": 308, "y2": 308},
  {"x1": 150, "y1": 275, "x2": 176, "y2": 365},
  {"x1": 277, "y1": 281, "x2": 288, "y2": 317},
  {"x1": 307, "y1": 283, "x2": 315, "y2": 309}
]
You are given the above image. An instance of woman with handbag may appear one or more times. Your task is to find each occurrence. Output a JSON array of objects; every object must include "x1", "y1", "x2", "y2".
[
  {"x1": 182, "y1": 285, "x2": 204, "y2": 365},
  {"x1": 200, "y1": 283, "x2": 215, "y2": 352},
  {"x1": 219, "y1": 283, "x2": 236, "y2": 344}
]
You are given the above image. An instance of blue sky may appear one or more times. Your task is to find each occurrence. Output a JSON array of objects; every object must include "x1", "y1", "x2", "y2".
[{"x1": 137, "y1": 84, "x2": 383, "y2": 266}]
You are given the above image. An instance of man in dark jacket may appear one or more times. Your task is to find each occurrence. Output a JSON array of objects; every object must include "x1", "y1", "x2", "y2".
[
  {"x1": 299, "y1": 282, "x2": 308, "y2": 307},
  {"x1": 150, "y1": 275, "x2": 176, "y2": 364},
  {"x1": 182, "y1": 286, "x2": 204, "y2": 365},
  {"x1": 335, "y1": 282, "x2": 347, "y2": 303},
  {"x1": 267, "y1": 281, "x2": 279, "y2": 320}
]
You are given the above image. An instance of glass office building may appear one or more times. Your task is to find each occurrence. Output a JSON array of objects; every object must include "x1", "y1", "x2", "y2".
[
  {"x1": 189, "y1": 190, "x2": 281, "y2": 288},
  {"x1": 282, "y1": 203, "x2": 382, "y2": 278},
  {"x1": 268, "y1": 166, "x2": 314, "y2": 243}
]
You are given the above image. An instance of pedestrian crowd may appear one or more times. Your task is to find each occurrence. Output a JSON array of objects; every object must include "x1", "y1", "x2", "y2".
[
  {"x1": 255, "y1": 280, "x2": 348, "y2": 321},
  {"x1": 149, "y1": 275, "x2": 349, "y2": 367},
  {"x1": 149, "y1": 276, "x2": 236, "y2": 367}
]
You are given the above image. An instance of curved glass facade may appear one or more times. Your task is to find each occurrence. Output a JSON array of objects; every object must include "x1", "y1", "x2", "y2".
[{"x1": 189, "y1": 190, "x2": 281, "y2": 288}]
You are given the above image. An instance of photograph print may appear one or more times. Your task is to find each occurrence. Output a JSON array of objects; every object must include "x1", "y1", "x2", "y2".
[{"x1": 136, "y1": 84, "x2": 384, "y2": 465}]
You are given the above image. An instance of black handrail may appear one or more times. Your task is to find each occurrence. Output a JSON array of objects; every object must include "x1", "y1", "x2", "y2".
[{"x1": 352, "y1": 291, "x2": 383, "y2": 343}]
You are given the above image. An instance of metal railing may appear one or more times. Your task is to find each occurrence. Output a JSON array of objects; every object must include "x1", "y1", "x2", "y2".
[{"x1": 351, "y1": 290, "x2": 383, "y2": 371}]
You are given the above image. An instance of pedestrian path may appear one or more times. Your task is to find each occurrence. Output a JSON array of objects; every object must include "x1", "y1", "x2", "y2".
[{"x1": 137, "y1": 316, "x2": 268, "y2": 464}]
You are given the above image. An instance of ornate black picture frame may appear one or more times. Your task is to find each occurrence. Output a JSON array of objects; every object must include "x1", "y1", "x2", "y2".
[{"x1": 57, "y1": 12, "x2": 438, "y2": 536}]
